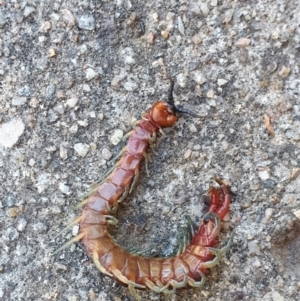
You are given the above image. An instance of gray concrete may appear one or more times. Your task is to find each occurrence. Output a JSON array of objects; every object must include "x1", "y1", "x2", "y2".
[{"x1": 0, "y1": 0, "x2": 300, "y2": 300}]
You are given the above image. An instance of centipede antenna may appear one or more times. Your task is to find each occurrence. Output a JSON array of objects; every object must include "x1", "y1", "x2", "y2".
[
  {"x1": 54, "y1": 216, "x2": 82, "y2": 239},
  {"x1": 174, "y1": 105, "x2": 220, "y2": 119},
  {"x1": 52, "y1": 232, "x2": 85, "y2": 255},
  {"x1": 167, "y1": 80, "x2": 219, "y2": 119},
  {"x1": 167, "y1": 79, "x2": 175, "y2": 107}
]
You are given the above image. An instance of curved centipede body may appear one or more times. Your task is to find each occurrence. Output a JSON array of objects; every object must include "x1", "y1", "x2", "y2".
[{"x1": 55, "y1": 81, "x2": 232, "y2": 300}]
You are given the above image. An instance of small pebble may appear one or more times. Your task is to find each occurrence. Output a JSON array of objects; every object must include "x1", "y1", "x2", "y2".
[
  {"x1": 224, "y1": 9, "x2": 234, "y2": 23},
  {"x1": 17, "y1": 218, "x2": 27, "y2": 231},
  {"x1": 123, "y1": 81, "x2": 138, "y2": 91},
  {"x1": 39, "y1": 21, "x2": 52, "y2": 33},
  {"x1": 77, "y1": 15, "x2": 95, "y2": 31},
  {"x1": 78, "y1": 120, "x2": 88, "y2": 127},
  {"x1": 72, "y1": 225, "x2": 79, "y2": 236},
  {"x1": 45, "y1": 84, "x2": 56, "y2": 100},
  {"x1": 85, "y1": 68, "x2": 98, "y2": 81},
  {"x1": 184, "y1": 149, "x2": 192, "y2": 159},
  {"x1": 161, "y1": 30, "x2": 170, "y2": 40},
  {"x1": 191, "y1": 35, "x2": 202, "y2": 45},
  {"x1": 293, "y1": 209, "x2": 300, "y2": 220},
  {"x1": 278, "y1": 66, "x2": 290, "y2": 78},
  {"x1": 262, "y1": 208, "x2": 273, "y2": 224},
  {"x1": 176, "y1": 73, "x2": 187, "y2": 88},
  {"x1": 61, "y1": 9, "x2": 76, "y2": 30},
  {"x1": 74, "y1": 143, "x2": 90, "y2": 157},
  {"x1": 152, "y1": 12, "x2": 159, "y2": 22},
  {"x1": 69, "y1": 124, "x2": 78, "y2": 134},
  {"x1": 12, "y1": 97, "x2": 27, "y2": 106},
  {"x1": 189, "y1": 124, "x2": 197, "y2": 133},
  {"x1": 7, "y1": 206, "x2": 24, "y2": 218},
  {"x1": 48, "y1": 48, "x2": 56, "y2": 57},
  {"x1": 147, "y1": 32, "x2": 156, "y2": 44},
  {"x1": 23, "y1": 6, "x2": 35, "y2": 17},
  {"x1": 235, "y1": 37, "x2": 251, "y2": 47},
  {"x1": 252, "y1": 257, "x2": 262, "y2": 268},
  {"x1": 191, "y1": 71, "x2": 206, "y2": 85},
  {"x1": 110, "y1": 129, "x2": 123, "y2": 145},
  {"x1": 177, "y1": 16, "x2": 185, "y2": 35},
  {"x1": 0, "y1": 118, "x2": 25, "y2": 148},
  {"x1": 248, "y1": 240, "x2": 260, "y2": 255},
  {"x1": 66, "y1": 98, "x2": 78, "y2": 108},
  {"x1": 206, "y1": 90, "x2": 215, "y2": 99},
  {"x1": 18, "y1": 85, "x2": 31, "y2": 97},
  {"x1": 83, "y1": 84, "x2": 91, "y2": 92},
  {"x1": 258, "y1": 169, "x2": 270, "y2": 180},
  {"x1": 111, "y1": 76, "x2": 121, "y2": 87},
  {"x1": 200, "y1": 3, "x2": 209, "y2": 16},
  {"x1": 102, "y1": 148, "x2": 112, "y2": 160},
  {"x1": 217, "y1": 79, "x2": 228, "y2": 86},
  {"x1": 60, "y1": 146, "x2": 68, "y2": 160}
]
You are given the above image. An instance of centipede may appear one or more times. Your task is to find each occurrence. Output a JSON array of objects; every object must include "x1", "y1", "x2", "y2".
[{"x1": 54, "y1": 80, "x2": 232, "y2": 300}]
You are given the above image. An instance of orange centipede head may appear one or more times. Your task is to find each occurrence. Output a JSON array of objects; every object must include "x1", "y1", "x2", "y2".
[{"x1": 150, "y1": 101, "x2": 177, "y2": 127}]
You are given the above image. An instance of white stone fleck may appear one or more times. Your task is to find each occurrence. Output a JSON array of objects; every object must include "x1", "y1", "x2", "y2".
[
  {"x1": 102, "y1": 148, "x2": 112, "y2": 160},
  {"x1": 176, "y1": 73, "x2": 187, "y2": 88},
  {"x1": 262, "y1": 208, "x2": 274, "y2": 224},
  {"x1": 59, "y1": 183, "x2": 70, "y2": 195},
  {"x1": 60, "y1": 146, "x2": 68, "y2": 160},
  {"x1": 110, "y1": 129, "x2": 123, "y2": 145},
  {"x1": 72, "y1": 225, "x2": 79, "y2": 236},
  {"x1": 258, "y1": 169, "x2": 270, "y2": 180},
  {"x1": 69, "y1": 124, "x2": 78, "y2": 134},
  {"x1": 123, "y1": 81, "x2": 138, "y2": 91},
  {"x1": 74, "y1": 143, "x2": 90, "y2": 157},
  {"x1": 85, "y1": 68, "x2": 98, "y2": 81},
  {"x1": 206, "y1": 90, "x2": 215, "y2": 99},
  {"x1": 23, "y1": 6, "x2": 35, "y2": 17},
  {"x1": 12, "y1": 97, "x2": 27, "y2": 106},
  {"x1": 191, "y1": 71, "x2": 206, "y2": 85},
  {"x1": 82, "y1": 84, "x2": 91, "y2": 92},
  {"x1": 66, "y1": 98, "x2": 78, "y2": 108},
  {"x1": 0, "y1": 118, "x2": 25, "y2": 148},
  {"x1": 177, "y1": 16, "x2": 185, "y2": 35},
  {"x1": 78, "y1": 120, "x2": 89, "y2": 127},
  {"x1": 189, "y1": 124, "x2": 197, "y2": 133},
  {"x1": 111, "y1": 76, "x2": 121, "y2": 87},
  {"x1": 293, "y1": 209, "x2": 300, "y2": 219},
  {"x1": 217, "y1": 79, "x2": 228, "y2": 86},
  {"x1": 200, "y1": 3, "x2": 209, "y2": 15},
  {"x1": 124, "y1": 56, "x2": 136, "y2": 65}
]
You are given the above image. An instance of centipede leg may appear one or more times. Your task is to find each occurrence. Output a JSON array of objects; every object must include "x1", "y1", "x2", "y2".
[
  {"x1": 187, "y1": 271, "x2": 206, "y2": 288},
  {"x1": 108, "y1": 146, "x2": 126, "y2": 165},
  {"x1": 92, "y1": 251, "x2": 113, "y2": 277},
  {"x1": 52, "y1": 232, "x2": 85, "y2": 255},
  {"x1": 128, "y1": 285, "x2": 141, "y2": 301},
  {"x1": 118, "y1": 185, "x2": 130, "y2": 203},
  {"x1": 74, "y1": 165, "x2": 120, "y2": 208},
  {"x1": 104, "y1": 215, "x2": 119, "y2": 225},
  {"x1": 54, "y1": 216, "x2": 82, "y2": 239},
  {"x1": 129, "y1": 168, "x2": 140, "y2": 193},
  {"x1": 143, "y1": 152, "x2": 149, "y2": 176},
  {"x1": 169, "y1": 275, "x2": 188, "y2": 289}
]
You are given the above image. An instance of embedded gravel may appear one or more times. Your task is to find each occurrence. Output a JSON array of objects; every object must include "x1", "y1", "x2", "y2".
[{"x1": 0, "y1": 1, "x2": 300, "y2": 301}]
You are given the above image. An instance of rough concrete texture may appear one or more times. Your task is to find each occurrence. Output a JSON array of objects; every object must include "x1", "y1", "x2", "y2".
[{"x1": 0, "y1": 0, "x2": 300, "y2": 300}]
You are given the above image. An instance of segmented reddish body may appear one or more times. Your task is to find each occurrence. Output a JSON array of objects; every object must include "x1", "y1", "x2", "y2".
[{"x1": 57, "y1": 91, "x2": 232, "y2": 300}]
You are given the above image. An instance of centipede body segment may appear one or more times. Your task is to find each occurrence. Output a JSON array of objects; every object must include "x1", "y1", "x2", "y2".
[{"x1": 55, "y1": 81, "x2": 232, "y2": 300}]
